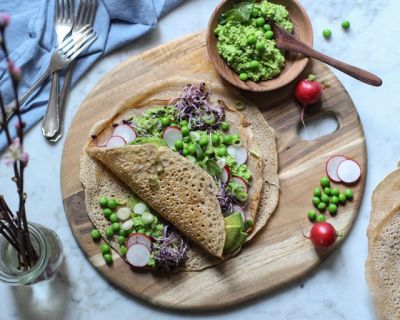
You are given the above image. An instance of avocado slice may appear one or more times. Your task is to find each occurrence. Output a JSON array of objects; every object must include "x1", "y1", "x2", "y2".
[
  {"x1": 224, "y1": 211, "x2": 243, "y2": 228},
  {"x1": 227, "y1": 231, "x2": 248, "y2": 253},
  {"x1": 223, "y1": 225, "x2": 242, "y2": 252},
  {"x1": 130, "y1": 137, "x2": 167, "y2": 147}
]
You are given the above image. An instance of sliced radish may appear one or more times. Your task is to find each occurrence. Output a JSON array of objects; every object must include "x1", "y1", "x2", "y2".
[
  {"x1": 112, "y1": 124, "x2": 137, "y2": 143},
  {"x1": 162, "y1": 126, "x2": 182, "y2": 148},
  {"x1": 231, "y1": 205, "x2": 246, "y2": 222},
  {"x1": 126, "y1": 243, "x2": 151, "y2": 268},
  {"x1": 337, "y1": 159, "x2": 361, "y2": 184},
  {"x1": 326, "y1": 155, "x2": 347, "y2": 182},
  {"x1": 227, "y1": 145, "x2": 248, "y2": 165},
  {"x1": 217, "y1": 158, "x2": 226, "y2": 169},
  {"x1": 127, "y1": 233, "x2": 152, "y2": 251},
  {"x1": 231, "y1": 176, "x2": 248, "y2": 192},
  {"x1": 121, "y1": 219, "x2": 134, "y2": 231},
  {"x1": 221, "y1": 165, "x2": 230, "y2": 183},
  {"x1": 106, "y1": 135, "x2": 126, "y2": 148},
  {"x1": 133, "y1": 202, "x2": 148, "y2": 215},
  {"x1": 117, "y1": 207, "x2": 131, "y2": 221}
]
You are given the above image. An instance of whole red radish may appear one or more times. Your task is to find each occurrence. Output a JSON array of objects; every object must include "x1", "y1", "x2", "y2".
[
  {"x1": 295, "y1": 77, "x2": 322, "y2": 106},
  {"x1": 309, "y1": 222, "x2": 338, "y2": 249}
]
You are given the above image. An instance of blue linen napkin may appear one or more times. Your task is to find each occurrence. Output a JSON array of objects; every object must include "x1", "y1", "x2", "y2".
[{"x1": 0, "y1": 0, "x2": 183, "y2": 150}]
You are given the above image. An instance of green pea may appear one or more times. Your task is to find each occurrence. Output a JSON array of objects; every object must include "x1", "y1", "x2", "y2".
[
  {"x1": 103, "y1": 253, "x2": 113, "y2": 264},
  {"x1": 118, "y1": 235, "x2": 126, "y2": 245},
  {"x1": 100, "y1": 243, "x2": 111, "y2": 255},
  {"x1": 317, "y1": 202, "x2": 327, "y2": 212},
  {"x1": 188, "y1": 144, "x2": 196, "y2": 155},
  {"x1": 316, "y1": 214, "x2": 326, "y2": 222},
  {"x1": 174, "y1": 140, "x2": 183, "y2": 150},
  {"x1": 330, "y1": 196, "x2": 339, "y2": 205},
  {"x1": 312, "y1": 197, "x2": 321, "y2": 206},
  {"x1": 331, "y1": 188, "x2": 340, "y2": 197},
  {"x1": 265, "y1": 30, "x2": 274, "y2": 39},
  {"x1": 251, "y1": 8, "x2": 260, "y2": 18},
  {"x1": 320, "y1": 177, "x2": 330, "y2": 188},
  {"x1": 239, "y1": 72, "x2": 248, "y2": 81},
  {"x1": 249, "y1": 60, "x2": 259, "y2": 69},
  {"x1": 247, "y1": 34, "x2": 257, "y2": 45},
  {"x1": 110, "y1": 213, "x2": 118, "y2": 223},
  {"x1": 221, "y1": 122, "x2": 230, "y2": 131},
  {"x1": 216, "y1": 146, "x2": 227, "y2": 157},
  {"x1": 341, "y1": 20, "x2": 350, "y2": 30},
  {"x1": 321, "y1": 194, "x2": 330, "y2": 204},
  {"x1": 180, "y1": 120, "x2": 188, "y2": 127},
  {"x1": 103, "y1": 208, "x2": 112, "y2": 220},
  {"x1": 99, "y1": 196, "x2": 108, "y2": 208},
  {"x1": 182, "y1": 148, "x2": 189, "y2": 156},
  {"x1": 160, "y1": 117, "x2": 170, "y2": 127},
  {"x1": 91, "y1": 229, "x2": 101, "y2": 241},
  {"x1": 120, "y1": 246, "x2": 127, "y2": 256},
  {"x1": 307, "y1": 210, "x2": 317, "y2": 222},
  {"x1": 183, "y1": 136, "x2": 191, "y2": 143},
  {"x1": 313, "y1": 188, "x2": 322, "y2": 197},
  {"x1": 119, "y1": 229, "x2": 126, "y2": 237},
  {"x1": 223, "y1": 135, "x2": 233, "y2": 145},
  {"x1": 328, "y1": 204, "x2": 338, "y2": 215},
  {"x1": 212, "y1": 134, "x2": 221, "y2": 146},
  {"x1": 256, "y1": 17, "x2": 265, "y2": 27},
  {"x1": 323, "y1": 29, "x2": 332, "y2": 39},
  {"x1": 108, "y1": 198, "x2": 117, "y2": 210},
  {"x1": 199, "y1": 136, "x2": 209, "y2": 147},
  {"x1": 339, "y1": 193, "x2": 347, "y2": 204},
  {"x1": 263, "y1": 24, "x2": 271, "y2": 32},
  {"x1": 324, "y1": 187, "x2": 331, "y2": 196},
  {"x1": 181, "y1": 126, "x2": 190, "y2": 136},
  {"x1": 105, "y1": 227, "x2": 114, "y2": 238},
  {"x1": 112, "y1": 222, "x2": 120, "y2": 232},
  {"x1": 256, "y1": 42, "x2": 265, "y2": 51},
  {"x1": 345, "y1": 189, "x2": 353, "y2": 199}
]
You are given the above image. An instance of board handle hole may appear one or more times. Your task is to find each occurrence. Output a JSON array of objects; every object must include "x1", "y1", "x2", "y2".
[{"x1": 298, "y1": 113, "x2": 339, "y2": 141}]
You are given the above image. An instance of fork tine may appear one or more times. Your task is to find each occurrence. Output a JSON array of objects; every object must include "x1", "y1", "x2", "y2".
[
  {"x1": 68, "y1": 34, "x2": 97, "y2": 61},
  {"x1": 60, "y1": 0, "x2": 65, "y2": 21},
  {"x1": 88, "y1": 0, "x2": 97, "y2": 26},
  {"x1": 57, "y1": 25, "x2": 91, "y2": 53},
  {"x1": 65, "y1": 0, "x2": 70, "y2": 20},
  {"x1": 70, "y1": 0, "x2": 75, "y2": 23},
  {"x1": 55, "y1": 0, "x2": 60, "y2": 20},
  {"x1": 83, "y1": 1, "x2": 92, "y2": 25},
  {"x1": 63, "y1": 31, "x2": 93, "y2": 59},
  {"x1": 77, "y1": 0, "x2": 87, "y2": 26}
]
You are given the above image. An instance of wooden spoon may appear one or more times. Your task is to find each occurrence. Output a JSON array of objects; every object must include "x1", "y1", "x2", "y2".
[{"x1": 270, "y1": 20, "x2": 382, "y2": 86}]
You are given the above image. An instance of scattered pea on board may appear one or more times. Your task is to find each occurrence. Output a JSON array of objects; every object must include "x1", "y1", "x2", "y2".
[
  {"x1": 91, "y1": 229, "x2": 101, "y2": 241},
  {"x1": 104, "y1": 253, "x2": 113, "y2": 264},
  {"x1": 341, "y1": 20, "x2": 351, "y2": 30},
  {"x1": 323, "y1": 29, "x2": 332, "y2": 39}
]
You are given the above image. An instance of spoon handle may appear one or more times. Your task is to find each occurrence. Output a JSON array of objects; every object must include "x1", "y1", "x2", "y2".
[{"x1": 278, "y1": 38, "x2": 382, "y2": 87}]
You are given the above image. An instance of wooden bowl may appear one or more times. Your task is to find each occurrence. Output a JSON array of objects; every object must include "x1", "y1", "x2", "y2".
[{"x1": 206, "y1": 0, "x2": 313, "y2": 92}]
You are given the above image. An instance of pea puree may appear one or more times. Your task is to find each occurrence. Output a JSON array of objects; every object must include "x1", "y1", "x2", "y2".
[{"x1": 215, "y1": 0, "x2": 293, "y2": 82}]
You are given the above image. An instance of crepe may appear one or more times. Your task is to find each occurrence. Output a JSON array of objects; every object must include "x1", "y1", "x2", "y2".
[
  {"x1": 366, "y1": 167, "x2": 400, "y2": 319},
  {"x1": 80, "y1": 78, "x2": 279, "y2": 271}
]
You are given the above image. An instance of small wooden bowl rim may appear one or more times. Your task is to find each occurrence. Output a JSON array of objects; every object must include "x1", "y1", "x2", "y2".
[{"x1": 206, "y1": 0, "x2": 314, "y2": 92}]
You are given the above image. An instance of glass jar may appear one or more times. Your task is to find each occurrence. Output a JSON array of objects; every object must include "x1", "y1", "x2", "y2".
[{"x1": 0, "y1": 223, "x2": 63, "y2": 286}]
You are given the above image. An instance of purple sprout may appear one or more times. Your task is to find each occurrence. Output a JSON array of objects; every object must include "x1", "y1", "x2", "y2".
[{"x1": 217, "y1": 183, "x2": 238, "y2": 215}]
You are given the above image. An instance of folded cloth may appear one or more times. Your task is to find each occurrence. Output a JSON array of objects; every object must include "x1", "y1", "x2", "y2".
[{"x1": 0, "y1": 0, "x2": 183, "y2": 150}]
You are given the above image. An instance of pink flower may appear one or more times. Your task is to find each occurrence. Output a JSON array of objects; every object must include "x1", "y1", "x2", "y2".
[
  {"x1": 2, "y1": 138, "x2": 28, "y2": 166},
  {"x1": 7, "y1": 60, "x2": 22, "y2": 81},
  {"x1": 0, "y1": 13, "x2": 10, "y2": 28}
]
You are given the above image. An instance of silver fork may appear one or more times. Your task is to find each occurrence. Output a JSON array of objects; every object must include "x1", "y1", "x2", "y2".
[
  {"x1": 49, "y1": 0, "x2": 98, "y2": 142},
  {"x1": 44, "y1": 0, "x2": 74, "y2": 139},
  {"x1": 41, "y1": 26, "x2": 97, "y2": 137}
]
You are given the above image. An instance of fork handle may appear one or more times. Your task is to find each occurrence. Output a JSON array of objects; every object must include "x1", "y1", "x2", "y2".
[
  {"x1": 47, "y1": 61, "x2": 76, "y2": 142},
  {"x1": 41, "y1": 72, "x2": 60, "y2": 138}
]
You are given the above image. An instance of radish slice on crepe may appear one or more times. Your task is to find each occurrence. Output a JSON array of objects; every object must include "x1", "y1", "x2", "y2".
[
  {"x1": 337, "y1": 159, "x2": 361, "y2": 184},
  {"x1": 106, "y1": 135, "x2": 126, "y2": 148},
  {"x1": 126, "y1": 243, "x2": 151, "y2": 268},
  {"x1": 162, "y1": 126, "x2": 182, "y2": 148},
  {"x1": 112, "y1": 124, "x2": 137, "y2": 143},
  {"x1": 326, "y1": 155, "x2": 347, "y2": 182},
  {"x1": 127, "y1": 233, "x2": 152, "y2": 251},
  {"x1": 221, "y1": 166, "x2": 230, "y2": 183},
  {"x1": 231, "y1": 176, "x2": 248, "y2": 192},
  {"x1": 227, "y1": 145, "x2": 248, "y2": 165}
]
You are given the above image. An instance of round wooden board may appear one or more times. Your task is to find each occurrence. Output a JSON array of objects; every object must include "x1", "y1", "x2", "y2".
[{"x1": 61, "y1": 32, "x2": 367, "y2": 310}]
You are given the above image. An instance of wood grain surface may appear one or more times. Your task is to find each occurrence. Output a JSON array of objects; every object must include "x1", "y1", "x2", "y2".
[{"x1": 61, "y1": 32, "x2": 367, "y2": 310}]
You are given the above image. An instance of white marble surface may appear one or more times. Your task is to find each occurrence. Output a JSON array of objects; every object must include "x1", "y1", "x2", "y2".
[{"x1": 0, "y1": 0, "x2": 398, "y2": 319}]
